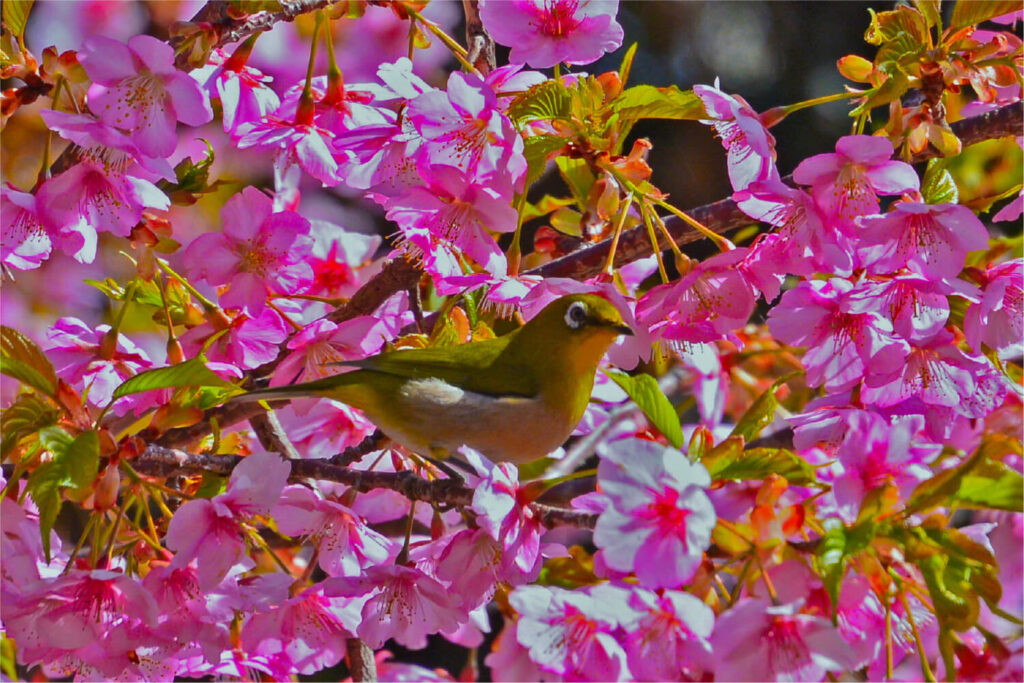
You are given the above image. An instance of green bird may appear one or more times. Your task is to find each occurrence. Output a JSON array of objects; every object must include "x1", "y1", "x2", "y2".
[{"x1": 239, "y1": 293, "x2": 633, "y2": 464}]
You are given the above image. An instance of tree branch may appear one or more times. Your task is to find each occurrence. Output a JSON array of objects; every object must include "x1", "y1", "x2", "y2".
[
  {"x1": 461, "y1": 0, "x2": 495, "y2": 75},
  {"x1": 134, "y1": 445, "x2": 598, "y2": 529},
  {"x1": 172, "y1": 0, "x2": 337, "y2": 69}
]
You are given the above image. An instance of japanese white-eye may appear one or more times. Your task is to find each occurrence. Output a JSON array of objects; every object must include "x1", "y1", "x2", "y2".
[{"x1": 239, "y1": 294, "x2": 633, "y2": 463}]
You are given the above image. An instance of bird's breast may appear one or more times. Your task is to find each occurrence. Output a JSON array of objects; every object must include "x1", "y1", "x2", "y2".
[{"x1": 373, "y1": 377, "x2": 574, "y2": 464}]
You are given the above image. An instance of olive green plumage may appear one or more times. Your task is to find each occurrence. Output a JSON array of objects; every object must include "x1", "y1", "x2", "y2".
[{"x1": 239, "y1": 294, "x2": 632, "y2": 463}]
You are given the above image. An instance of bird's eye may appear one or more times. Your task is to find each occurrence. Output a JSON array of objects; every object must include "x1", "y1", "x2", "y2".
[{"x1": 564, "y1": 301, "x2": 588, "y2": 329}]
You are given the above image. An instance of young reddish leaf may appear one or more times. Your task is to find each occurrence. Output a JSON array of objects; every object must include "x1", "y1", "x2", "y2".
[{"x1": 0, "y1": 326, "x2": 57, "y2": 397}]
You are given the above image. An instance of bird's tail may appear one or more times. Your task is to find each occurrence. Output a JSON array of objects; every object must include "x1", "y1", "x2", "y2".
[{"x1": 233, "y1": 372, "x2": 364, "y2": 404}]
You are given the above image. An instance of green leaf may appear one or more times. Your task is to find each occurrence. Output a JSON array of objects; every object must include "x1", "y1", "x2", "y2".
[
  {"x1": 0, "y1": 326, "x2": 57, "y2": 396},
  {"x1": 517, "y1": 456, "x2": 559, "y2": 482},
  {"x1": 906, "y1": 434, "x2": 1023, "y2": 514},
  {"x1": 618, "y1": 42, "x2": 638, "y2": 87},
  {"x1": 950, "y1": 0, "x2": 1022, "y2": 28},
  {"x1": 730, "y1": 373, "x2": 799, "y2": 442},
  {"x1": 604, "y1": 370, "x2": 684, "y2": 448},
  {"x1": 38, "y1": 425, "x2": 74, "y2": 461},
  {"x1": 64, "y1": 430, "x2": 99, "y2": 489},
  {"x1": 158, "y1": 139, "x2": 222, "y2": 205},
  {"x1": 555, "y1": 157, "x2": 596, "y2": 207},
  {"x1": 0, "y1": 393, "x2": 59, "y2": 456},
  {"x1": 1, "y1": 0, "x2": 34, "y2": 41},
  {"x1": 523, "y1": 135, "x2": 566, "y2": 189},
  {"x1": 704, "y1": 446, "x2": 818, "y2": 486},
  {"x1": 26, "y1": 461, "x2": 64, "y2": 561},
  {"x1": 955, "y1": 458, "x2": 1023, "y2": 511},
  {"x1": 195, "y1": 471, "x2": 228, "y2": 499},
  {"x1": 111, "y1": 356, "x2": 236, "y2": 401},
  {"x1": 508, "y1": 80, "x2": 573, "y2": 125},
  {"x1": 921, "y1": 158, "x2": 959, "y2": 204},
  {"x1": 612, "y1": 85, "x2": 706, "y2": 121},
  {"x1": 817, "y1": 519, "x2": 848, "y2": 611}
]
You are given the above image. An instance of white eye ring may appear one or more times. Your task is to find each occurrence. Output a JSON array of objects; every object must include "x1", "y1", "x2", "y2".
[{"x1": 564, "y1": 301, "x2": 588, "y2": 329}]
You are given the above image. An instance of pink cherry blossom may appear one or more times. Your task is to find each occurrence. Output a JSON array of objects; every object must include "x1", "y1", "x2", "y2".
[
  {"x1": 621, "y1": 587, "x2": 714, "y2": 681},
  {"x1": 324, "y1": 563, "x2": 465, "y2": 649},
  {"x1": 35, "y1": 156, "x2": 168, "y2": 239},
  {"x1": 511, "y1": 582, "x2": 631, "y2": 680},
  {"x1": 859, "y1": 201, "x2": 990, "y2": 279},
  {"x1": 695, "y1": 81, "x2": 779, "y2": 191},
  {"x1": 830, "y1": 415, "x2": 939, "y2": 521},
  {"x1": 270, "y1": 316, "x2": 391, "y2": 405},
  {"x1": 593, "y1": 438, "x2": 715, "y2": 589},
  {"x1": 306, "y1": 219, "x2": 381, "y2": 298},
  {"x1": 182, "y1": 186, "x2": 313, "y2": 316},
  {"x1": 466, "y1": 450, "x2": 544, "y2": 577},
  {"x1": 192, "y1": 47, "x2": 281, "y2": 137},
  {"x1": 712, "y1": 598, "x2": 857, "y2": 681},
  {"x1": 1, "y1": 183, "x2": 55, "y2": 270},
  {"x1": 850, "y1": 273, "x2": 969, "y2": 343},
  {"x1": 479, "y1": 0, "x2": 624, "y2": 68},
  {"x1": 484, "y1": 618, "x2": 550, "y2": 682},
  {"x1": 862, "y1": 329, "x2": 1008, "y2": 419},
  {"x1": 407, "y1": 71, "x2": 526, "y2": 184},
  {"x1": 964, "y1": 259, "x2": 1023, "y2": 359},
  {"x1": 180, "y1": 307, "x2": 289, "y2": 370},
  {"x1": 271, "y1": 485, "x2": 393, "y2": 577},
  {"x1": 79, "y1": 34, "x2": 212, "y2": 158},
  {"x1": 637, "y1": 248, "x2": 757, "y2": 345},
  {"x1": 166, "y1": 453, "x2": 290, "y2": 588},
  {"x1": 734, "y1": 178, "x2": 853, "y2": 275},
  {"x1": 273, "y1": 399, "x2": 377, "y2": 458},
  {"x1": 993, "y1": 188, "x2": 1023, "y2": 223},
  {"x1": 241, "y1": 584, "x2": 362, "y2": 675},
  {"x1": 387, "y1": 165, "x2": 516, "y2": 278},
  {"x1": 44, "y1": 317, "x2": 153, "y2": 412},
  {"x1": 3, "y1": 569, "x2": 160, "y2": 675},
  {"x1": 768, "y1": 278, "x2": 909, "y2": 392},
  {"x1": 434, "y1": 529, "x2": 503, "y2": 609},
  {"x1": 793, "y1": 134, "x2": 919, "y2": 223},
  {"x1": 35, "y1": 111, "x2": 171, "y2": 240}
]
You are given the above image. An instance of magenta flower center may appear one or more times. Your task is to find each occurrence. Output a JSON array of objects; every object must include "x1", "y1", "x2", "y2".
[
  {"x1": 560, "y1": 606, "x2": 599, "y2": 650},
  {"x1": 763, "y1": 616, "x2": 811, "y2": 675},
  {"x1": 71, "y1": 578, "x2": 120, "y2": 622},
  {"x1": 536, "y1": 0, "x2": 583, "y2": 37},
  {"x1": 312, "y1": 258, "x2": 355, "y2": 293},
  {"x1": 640, "y1": 487, "x2": 692, "y2": 543}
]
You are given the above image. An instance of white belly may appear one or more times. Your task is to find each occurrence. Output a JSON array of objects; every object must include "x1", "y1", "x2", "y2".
[{"x1": 377, "y1": 378, "x2": 570, "y2": 464}]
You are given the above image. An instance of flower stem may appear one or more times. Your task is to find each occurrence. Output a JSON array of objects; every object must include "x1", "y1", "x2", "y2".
[
  {"x1": 651, "y1": 196, "x2": 734, "y2": 252},
  {"x1": 322, "y1": 15, "x2": 345, "y2": 106},
  {"x1": 602, "y1": 190, "x2": 634, "y2": 276},
  {"x1": 296, "y1": 11, "x2": 323, "y2": 125},
  {"x1": 640, "y1": 202, "x2": 669, "y2": 283},
  {"x1": 157, "y1": 259, "x2": 218, "y2": 312},
  {"x1": 407, "y1": 9, "x2": 477, "y2": 74}
]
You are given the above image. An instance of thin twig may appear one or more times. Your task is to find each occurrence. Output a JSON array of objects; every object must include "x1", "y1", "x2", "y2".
[
  {"x1": 133, "y1": 445, "x2": 598, "y2": 529},
  {"x1": 249, "y1": 410, "x2": 302, "y2": 459}
]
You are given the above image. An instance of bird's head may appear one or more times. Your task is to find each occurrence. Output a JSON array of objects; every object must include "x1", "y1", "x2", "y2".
[{"x1": 514, "y1": 293, "x2": 634, "y2": 358}]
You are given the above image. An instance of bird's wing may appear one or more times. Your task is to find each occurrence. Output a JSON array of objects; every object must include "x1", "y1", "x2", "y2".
[{"x1": 340, "y1": 334, "x2": 540, "y2": 398}]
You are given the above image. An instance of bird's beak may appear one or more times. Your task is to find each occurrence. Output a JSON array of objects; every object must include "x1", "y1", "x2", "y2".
[{"x1": 612, "y1": 323, "x2": 634, "y2": 336}]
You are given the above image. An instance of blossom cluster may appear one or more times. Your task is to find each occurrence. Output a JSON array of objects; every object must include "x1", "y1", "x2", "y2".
[{"x1": 1, "y1": 1, "x2": 1022, "y2": 681}]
